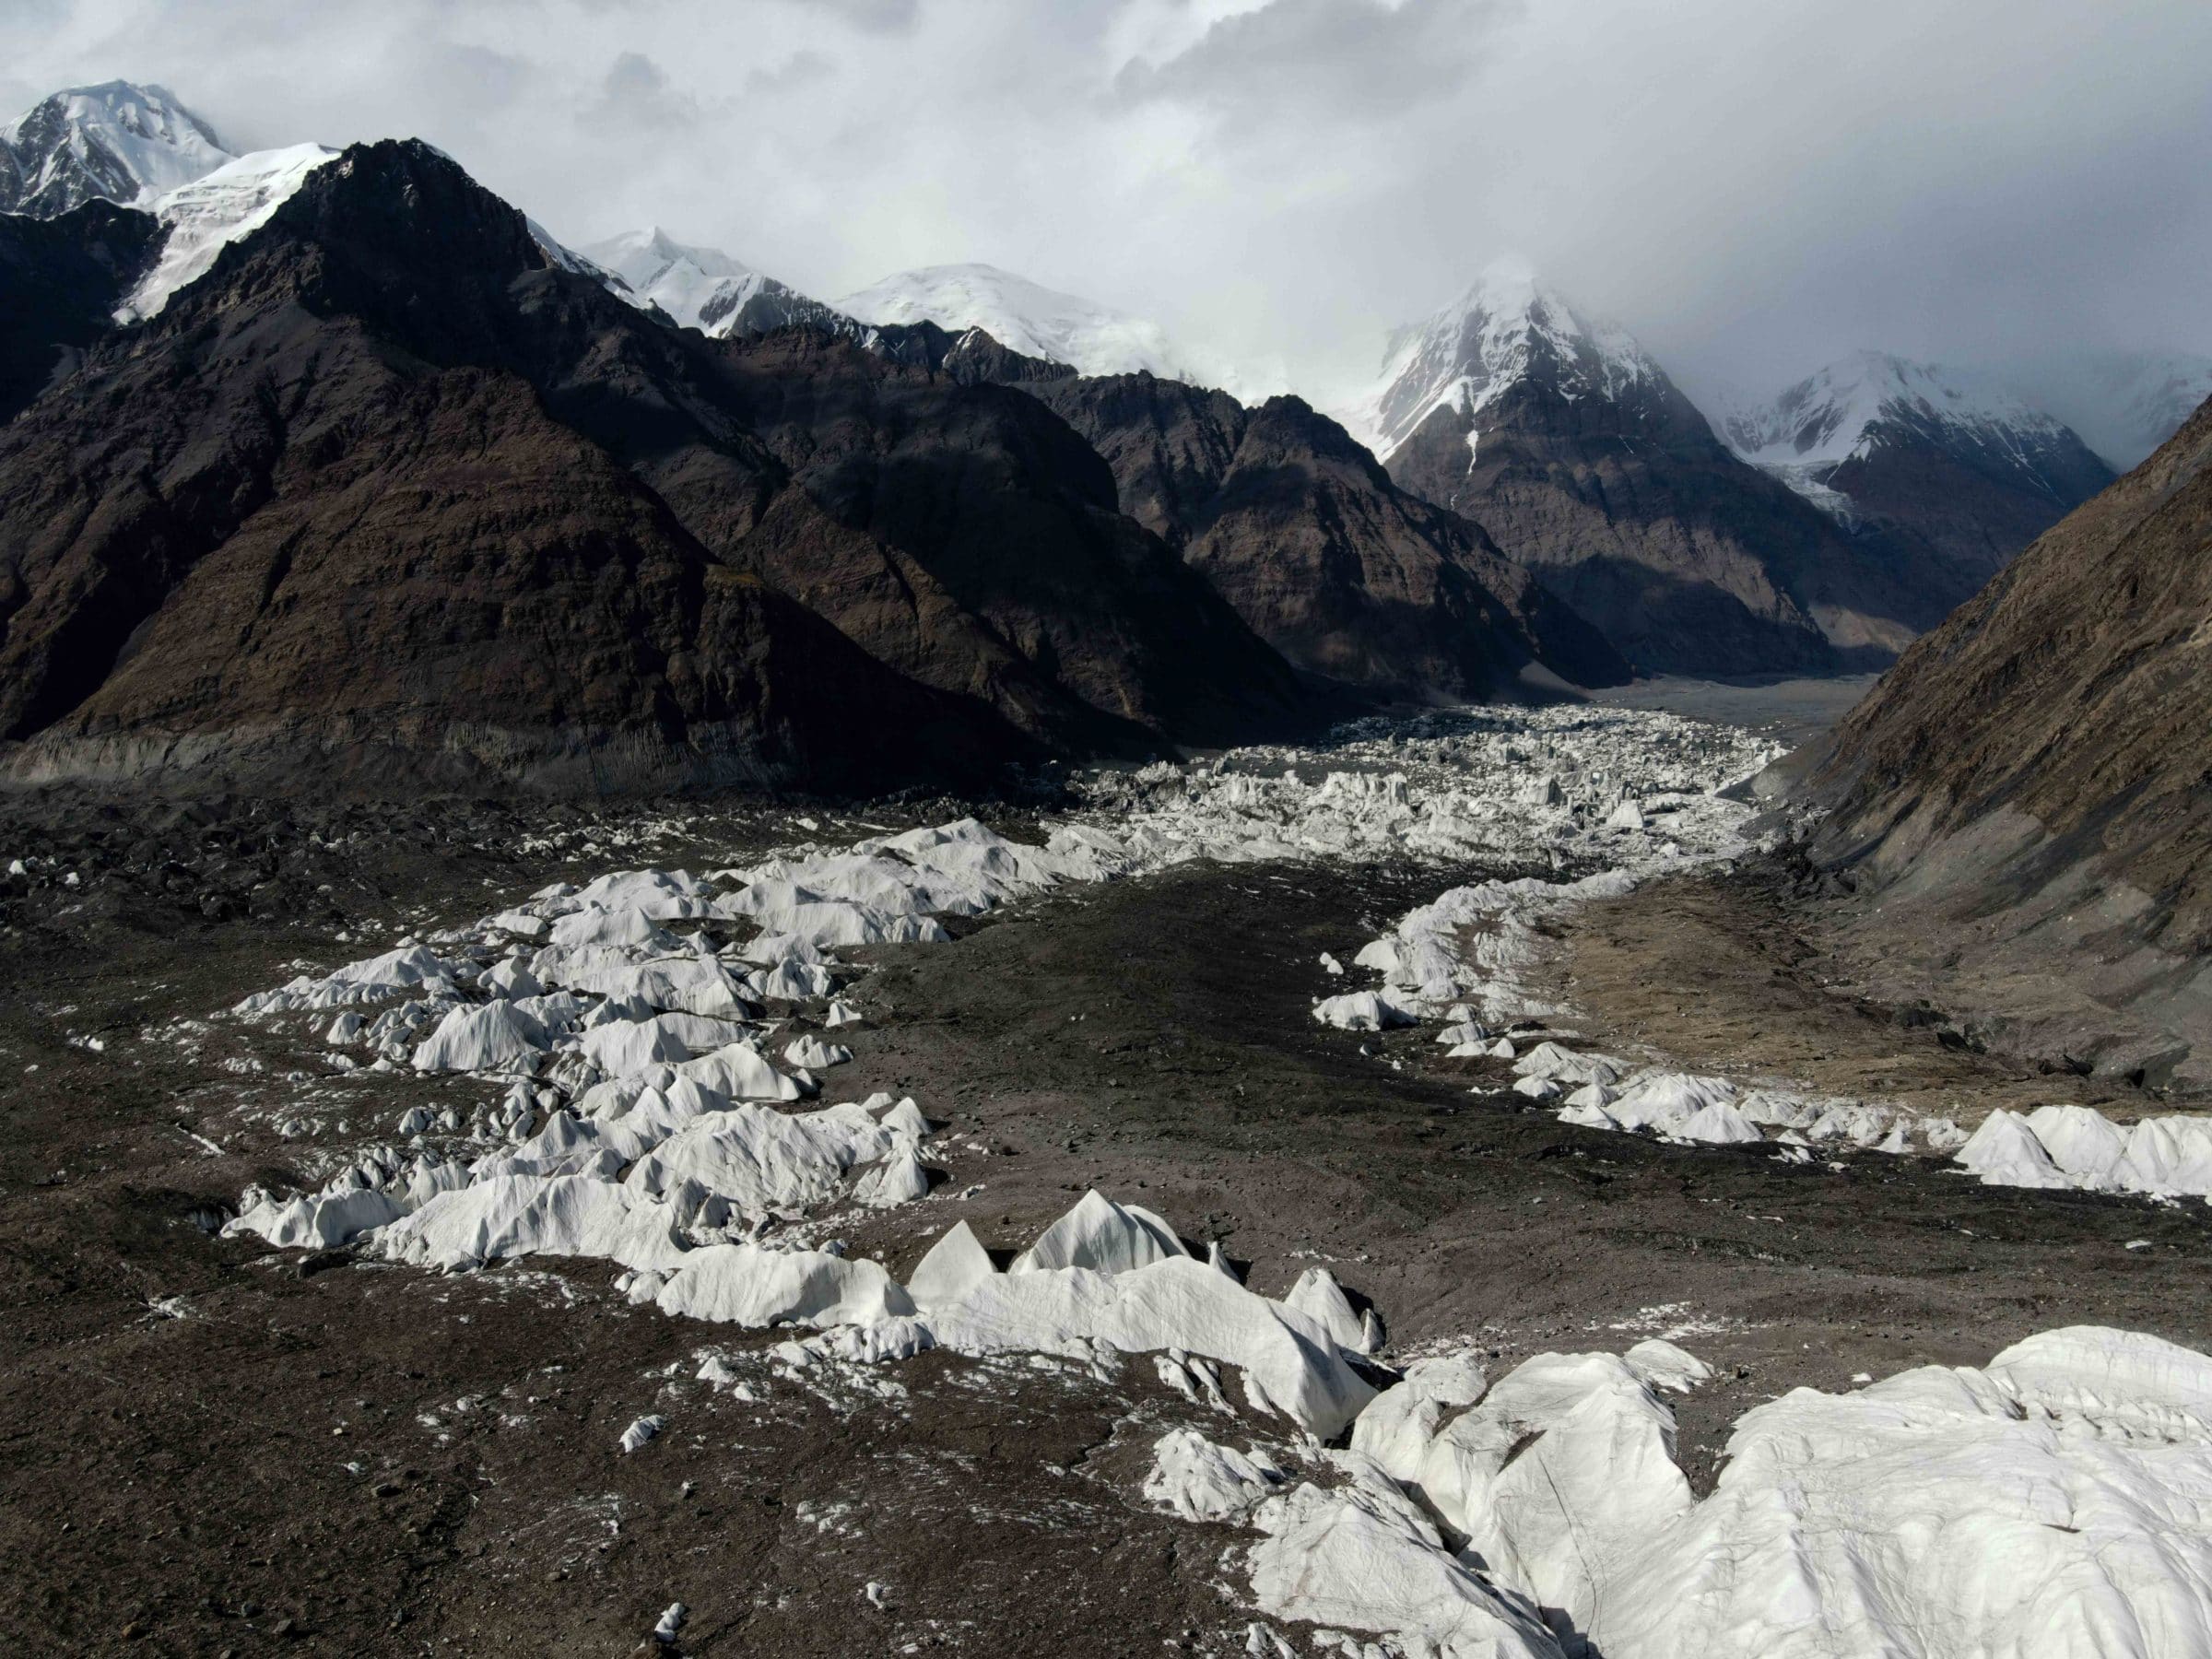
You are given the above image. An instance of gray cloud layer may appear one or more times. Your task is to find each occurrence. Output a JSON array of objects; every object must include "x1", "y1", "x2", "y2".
[{"x1": 4, "y1": 0, "x2": 2205, "y2": 405}]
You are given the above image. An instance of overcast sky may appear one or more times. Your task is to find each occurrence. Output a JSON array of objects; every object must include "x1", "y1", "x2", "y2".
[{"x1": 5, "y1": 0, "x2": 2206, "y2": 404}]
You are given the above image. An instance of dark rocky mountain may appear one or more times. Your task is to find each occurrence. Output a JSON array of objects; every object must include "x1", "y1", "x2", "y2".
[
  {"x1": 0, "y1": 197, "x2": 162, "y2": 422},
  {"x1": 1353, "y1": 266, "x2": 1948, "y2": 676},
  {"x1": 0, "y1": 140, "x2": 1312, "y2": 792},
  {"x1": 1723, "y1": 352, "x2": 2115, "y2": 624},
  {"x1": 1791, "y1": 393, "x2": 2212, "y2": 1082},
  {"x1": 994, "y1": 372, "x2": 1630, "y2": 698},
  {"x1": 0, "y1": 80, "x2": 230, "y2": 217}
]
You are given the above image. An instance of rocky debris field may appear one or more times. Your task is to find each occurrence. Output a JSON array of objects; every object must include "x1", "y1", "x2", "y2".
[{"x1": 6, "y1": 705, "x2": 2212, "y2": 1657}]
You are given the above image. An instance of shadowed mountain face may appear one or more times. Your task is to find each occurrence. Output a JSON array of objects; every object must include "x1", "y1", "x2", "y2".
[
  {"x1": 1386, "y1": 372, "x2": 1902, "y2": 675},
  {"x1": 0, "y1": 141, "x2": 1310, "y2": 793},
  {"x1": 0, "y1": 197, "x2": 163, "y2": 423},
  {"x1": 1005, "y1": 373, "x2": 1630, "y2": 699},
  {"x1": 1801, "y1": 394, "x2": 2212, "y2": 1081}
]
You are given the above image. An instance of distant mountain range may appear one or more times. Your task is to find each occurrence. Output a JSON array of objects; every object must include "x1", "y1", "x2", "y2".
[
  {"x1": 0, "y1": 76, "x2": 2205, "y2": 790},
  {"x1": 578, "y1": 227, "x2": 855, "y2": 340},
  {"x1": 0, "y1": 82, "x2": 1623, "y2": 794}
]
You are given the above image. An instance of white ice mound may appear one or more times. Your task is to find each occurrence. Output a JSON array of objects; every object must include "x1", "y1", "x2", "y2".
[
  {"x1": 1606, "y1": 1073, "x2": 1741, "y2": 1135},
  {"x1": 1952, "y1": 1103, "x2": 2212, "y2": 1201},
  {"x1": 1284, "y1": 1266, "x2": 1371, "y2": 1354},
  {"x1": 1142, "y1": 1428, "x2": 1284, "y2": 1524},
  {"x1": 1246, "y1": 1453, "x2": 1564, "y2": 1659},
  {"x1": 235, "y1": 942, "x2": 461, "y2": 1014},
  {"x1": 783, "y1": 1034, "x2": 853, "y2": 1071},
  {"x1": 1675, "y1": 1099, "x2": 1763, "y2": 1145},
  {"x1": 1348, "y1": 1352, "x2": 1490, "y2": 1474},
  {"x1": 2028, "y1": 1103, "x2": 2130, "y2": 1182},
  {"x1": 857, "y1": 1145, "x2": 930, "y2": 1206},
  {"x1": 1009, "y1": 1189, "x2": 1188, "y2": 1275},
  {"x1": 627, "y1": 1102, "x2": 894, "y2": 1216},
  {"x1": 1956, "y1": 1108, "x2": 2077, "y2": 1190},
  {"x1": 1588, "y1": 1326, "x2": 2212, "y2": 1658},
  {"x1": 412, "y1": 1001, "x2": 546, "y2": 1074},
  {"x1": 877, "y1": 1097, "x2": 932, "y2": 1141},
  {"x1": 377, "y1": 1174, "x2": 688, "y2": 1273},
  {"x1": 926, "y1": 1255, "x2": 1376, "y2": 1436},
  {"x1": 1312, "y1": 990, "x2": 1416, "y2": 1031},
  {"x1": 567, "y1": 957, "x2": 748, "y2": 1019},
  {"x1": 905, "y1": 1219, "x2": 994, "y2": 1307},
  {"x1": 225, "y1": 1187, "x2": 401, "y2": 1251},
  {"x1": 672, "y1": 1042, "x2": 803, "y2": 1102},
  {"x1": 654, "y1": 1245, "x2": 914, "y2": 1328},
  {"x1": 1512, "y1": 1041, "x2": 1626, "y2": 1086}
]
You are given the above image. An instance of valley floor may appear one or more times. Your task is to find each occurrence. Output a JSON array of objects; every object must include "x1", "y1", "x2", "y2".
[{"x1": 0, "y1": 706, "x2": 2206, "y2": 1655}]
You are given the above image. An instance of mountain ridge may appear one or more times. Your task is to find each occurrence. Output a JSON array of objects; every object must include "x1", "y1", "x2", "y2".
[{"x1": 0, "y1": 138, "x2": 1316, "y2": 792}]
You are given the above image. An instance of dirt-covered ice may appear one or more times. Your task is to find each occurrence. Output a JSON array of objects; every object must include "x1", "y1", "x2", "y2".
[{"x1": 26, "y1": 700, "x2": 2212, "y2": 1655}]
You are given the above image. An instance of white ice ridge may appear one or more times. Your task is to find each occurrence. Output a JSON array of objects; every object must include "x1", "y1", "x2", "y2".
[
  {"x1": 117, "y1": 143, "x2": 339, "y2": 323},
  {"x1": 1158, "y1": 1325, "x2": 2212, "y2": 1659},
  {"x1": 238, "y1": 1171, "x2": 1376, "y2": 1435},
  {"x1": 1955, "y1": 1104, "x2": 2212, "y2": 1202}
]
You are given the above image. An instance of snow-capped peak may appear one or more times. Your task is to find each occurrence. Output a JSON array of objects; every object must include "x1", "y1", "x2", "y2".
[
  {"x1": 1722, "y1": 350, "x2": 2066, "y2": 469},
  {"x1": 115, "y1": 144, "x2": 339, "y2": 323},
  {"x1": 0, "y1": 80, "x2": 232, "y2": 217},
  {"x1": 833, "y1": 262, "x2": 1248, "y2": 392},
  {"x1": 1344, "y1": 258, "x2": 1663, "y2": 460},
  {"x1": 576, "y1": 227, "x2": 776, "y2": 333}
]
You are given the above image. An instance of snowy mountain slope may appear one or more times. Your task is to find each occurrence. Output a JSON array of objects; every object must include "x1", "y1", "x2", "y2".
[
  {"x1": 116, "y1": 144, "x2": 339, "y2": 323},
  {"x1": 1722, "y1": 352, "x2": 2102, "y2": 504},
  {"x1": 1714, "y1": 352, "x2": 2114, "y2": 598},
  {"x1": 578, "y1": 226, "x2": 850, "y2": 338},
  {"x1": 836, "y1": 263, "x2": 1246, "y2": 392},
  {"x1": 524, "y1": 216, "x2": 634, "y2": 297},
  {"x1": 582, "y1": 227, "x2": 765, "y2": 331},
  {"x1": 1339, "y1": 259, "x2": 1665, "y2": 464},
  {"x1": 2003, "y1": 349, "x2": 2212, "y2": 472},
  {"x1": 0, "y1": 81, "x2": 230, "y2": 217}
]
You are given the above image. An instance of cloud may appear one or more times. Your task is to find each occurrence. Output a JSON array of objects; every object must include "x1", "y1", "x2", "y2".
[
  {"x1": 1113, "y1": 0, "x2": 1506, "y2": 121},
  {"x1": 588, "y1": 49, "x2": 695, "y2": 130},
  {"x1": 0, "y1": 0, "x2": 2204, "y2": 418},
  {"x1": 745, "y1": 49, "x2": 835, "y2": 98},
  {"x1": 812, "y1": 0, "x2": 918, "y2": 32}
]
